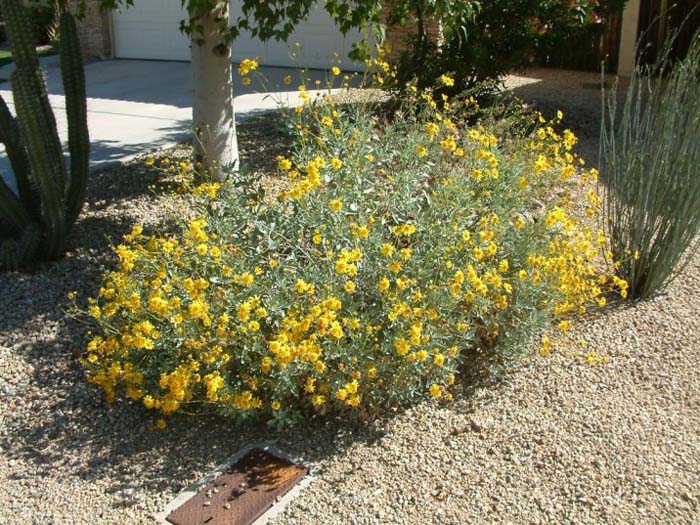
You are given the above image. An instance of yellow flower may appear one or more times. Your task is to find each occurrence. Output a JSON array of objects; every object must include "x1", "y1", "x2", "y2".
[
  {"x1": 330, "y1": 199, "x2": 343, "y2": 212},
  {"x1": 312, "y1": 394, "x2": 326, "y2": 406},
  {"x1": 277, "y1": 156, "x2": 292, "y2": 171},
  {"x1": 188, "y1": 299, "x2": 209, "y2": 321},
  {"x1": 380, "y1": 243, "x2": 395, "y2": 257},
  {"x1": 335, "y1": 259, "x2": 348, "y2": 275},
  {"x1": 416, "y1": 144, "x2": 427, "y2": 157},
  {"x1": 305, "y1": 377, "x2": 316, "y2": 393},
  {"x1": 261, "y1": 356, "x2": 273, "y2": 373},
  {"x1": 89, "y1": 305, "x2": 101, "y2": 319},
  {"x1": 355, "y1": 226, "x2": 369, "y2": 239},
  {"x1": 330, "y1": 157, "x2": 343, "y2": 170},
  {"x1": 241, "y1": 76, "x2": 251, "y2": 86},
  {"x1": 429, "y1": 383, "x2": 442, "y2": 398},
  {"x1": 344, "y1": 281, "x2": 356, "y2": 293},
  {"x1": 238, "y1": 58, "x2": 259, "y2": 76},
  {"x1": 335, "y1": 388, "x2": 348, "y2": 401},
  {"x1": 329, "y1": 321, "x2": 344, "y2": 339},
  {"x1": 156, "y1": 419, "x2": 167, "y2": 430},
  {"x1": 440, "y1": 74, "x2": 454, "y2": 87},
  {"x1": 540, "y1": 335, "x2": 552, "y2": 356},
  {"x1": 331, "y1": 66, "x2": 341, "y2": 76},
  {"x1": 294, "y1": 279, "x2": 314, "y2": 294},
  {"x1": 394, "y1": 338, "x2": 410, "y2": 356},
  {"x1": 271, "y1": 400, "x2": 281, "y2": 411},
  {"x1": 283, "y1": 74, "x2": 292, "y2": 85},
  {"x1": 378, "y1": 276, "x2": 390, "y2": 291}
]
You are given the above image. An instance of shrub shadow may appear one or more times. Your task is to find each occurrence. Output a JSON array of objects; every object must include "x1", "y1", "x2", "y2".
[{"x1": 0, "y1": 108, "x2": 403, "y2": 516}]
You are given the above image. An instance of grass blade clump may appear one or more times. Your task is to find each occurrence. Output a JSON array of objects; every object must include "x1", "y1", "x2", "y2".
[{"x1": 601, "y1": 29, "x2": 700, "y2": 299}]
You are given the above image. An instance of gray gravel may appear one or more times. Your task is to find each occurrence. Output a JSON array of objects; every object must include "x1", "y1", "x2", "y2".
[{"x1": 1, "y1": 79, "x2": 699, "y2": 525}]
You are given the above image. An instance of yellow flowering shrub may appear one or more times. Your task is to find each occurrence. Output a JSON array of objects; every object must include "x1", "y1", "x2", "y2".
[{"x1": 76, "y1": 76, "x2": 625, "y2": 426}]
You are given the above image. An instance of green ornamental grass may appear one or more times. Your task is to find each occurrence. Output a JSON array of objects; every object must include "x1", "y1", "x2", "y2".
[{"x1": 601, "y1": 29, "x2": 700, "y2": 299}]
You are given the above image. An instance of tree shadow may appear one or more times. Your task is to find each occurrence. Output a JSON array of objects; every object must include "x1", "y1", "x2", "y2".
[
  {"x1": 0, "y1": 111, "x2": 293, "y2": 335},
  {"x1": 507, "y1": 66, "x2": 630, "y2": 167},
  {"x1": 3, "y1": 306, "x2": 392, "y2": 513},
  {"x1": 0, "y1": 104, "x2": 392, "y2": 516}
]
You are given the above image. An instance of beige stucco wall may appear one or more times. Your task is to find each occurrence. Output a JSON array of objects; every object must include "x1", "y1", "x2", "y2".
[{"x1": 617, "y1": 0, "x2": 641, "y2": 75}]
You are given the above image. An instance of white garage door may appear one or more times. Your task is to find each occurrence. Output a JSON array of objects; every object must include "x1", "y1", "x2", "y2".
[{"x1": 112, "y1": 1, "x2": 365, "y2": 70}]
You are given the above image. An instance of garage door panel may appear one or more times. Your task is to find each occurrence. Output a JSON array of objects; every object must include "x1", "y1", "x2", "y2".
[
  {"x1": 113, "y1": 1, "x2": 189, "y2": 61},
  {"x1": 113, "y1": 2, "x2": 365, "y2": 70},
  {"x1": 114, "y1": 26, "x2": 189, "y2": 61}
]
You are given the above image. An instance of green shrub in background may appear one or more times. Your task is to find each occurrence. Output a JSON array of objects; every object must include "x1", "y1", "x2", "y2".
[
  {"x1": 602, "y1": 29, "x2": 700, "y2": 299},
  {"x1": 24, "y1": 0, "x2": 59, "y2": 46},
  {"x1": 394, "y1": 0, "x2": 627, "y2": 93}
]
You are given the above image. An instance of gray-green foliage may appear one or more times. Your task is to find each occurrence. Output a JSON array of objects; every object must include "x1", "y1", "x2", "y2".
[
  {"x1": 601, "y1": 29, "x2": 700, "y2": 299},
  {"x1": 0, "y1": 0, "x2": 89, "y2": 270}
]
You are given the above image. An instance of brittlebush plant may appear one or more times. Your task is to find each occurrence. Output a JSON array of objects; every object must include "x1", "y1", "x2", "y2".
[{"x1": 74, "y1": 64, "x2": 625, "y2": 427}]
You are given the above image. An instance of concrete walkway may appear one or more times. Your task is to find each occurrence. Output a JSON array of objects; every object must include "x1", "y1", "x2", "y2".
[{"x1": 0, "y1": 58, "x2": 353, "y2": 188}]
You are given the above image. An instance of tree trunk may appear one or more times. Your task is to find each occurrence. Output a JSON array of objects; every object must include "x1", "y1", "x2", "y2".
[{"x1": 191, "y1": 1, "x2": 238, "y2": 180}]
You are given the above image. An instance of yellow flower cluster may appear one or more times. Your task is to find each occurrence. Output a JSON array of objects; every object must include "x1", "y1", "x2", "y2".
[{"x1": 77, "y1": 69, "x2": 625, "y2": 427}]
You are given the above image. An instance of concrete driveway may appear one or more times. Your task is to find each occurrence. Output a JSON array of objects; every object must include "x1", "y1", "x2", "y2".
[{"x1": 0, "y1": 58, "x2": 353, "y2": 188}]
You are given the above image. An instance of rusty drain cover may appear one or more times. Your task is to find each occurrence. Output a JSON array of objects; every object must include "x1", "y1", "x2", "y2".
[{"x1": 166, "y1": 448, "x2": 307, "y2": 525}]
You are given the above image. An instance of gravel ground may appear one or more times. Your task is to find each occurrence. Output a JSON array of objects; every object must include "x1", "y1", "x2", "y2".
[{"x1": 1, "y1": 75, "x2": 699, "y2": 525}]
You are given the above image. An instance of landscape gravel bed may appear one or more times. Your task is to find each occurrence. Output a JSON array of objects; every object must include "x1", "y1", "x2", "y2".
[{"x1": 1, "y1": 77, "x2": 698, "y2": 524}]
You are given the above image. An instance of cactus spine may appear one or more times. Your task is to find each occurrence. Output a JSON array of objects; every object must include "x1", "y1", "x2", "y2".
[{"x1": 0, "y1": 0, "x2": 90, "y2": 270}]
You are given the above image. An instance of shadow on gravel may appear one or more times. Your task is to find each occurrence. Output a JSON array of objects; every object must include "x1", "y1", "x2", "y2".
[
  {"x1": 0, "y1": 166, "x2": 169, "y2": 336},
  {"x1": 6, "y1": 314, "x2": 390, "y2": 511},
  {"x1": 507, "y1": 67, "x2": 629, "y2": 168},
  {"x1": 0, "y1": 110, "x2": 400, "y2": 514}
]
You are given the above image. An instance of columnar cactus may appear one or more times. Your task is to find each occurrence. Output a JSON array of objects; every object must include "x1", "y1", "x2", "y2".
[{"x1": 0, "y1": 0, "x2": 89, "y2": 270}]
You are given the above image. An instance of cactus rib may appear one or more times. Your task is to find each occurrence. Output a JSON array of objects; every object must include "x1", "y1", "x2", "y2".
[
  {"x1": 0, "y1": 93, "x2": 38, "y2": 217},
  {"x1": 0, "y1": 173, "x2": 32, "y2": 236},
  {"x1": 12, "y1": 66, "x2": 68, "y2": 259},
  {"x1": 60, "y1": 11, "x2": 90, "y2": 228}
]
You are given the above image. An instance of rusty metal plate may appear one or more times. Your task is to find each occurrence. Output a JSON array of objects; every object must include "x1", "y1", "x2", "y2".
[{"x1": 166, "y1": 448, "x2": 307, "y2": 525}]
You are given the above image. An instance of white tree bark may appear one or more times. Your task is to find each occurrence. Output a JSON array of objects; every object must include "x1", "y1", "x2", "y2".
[{"x1": 191, "y1": 1, "x2": 239, "y2": 180}]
